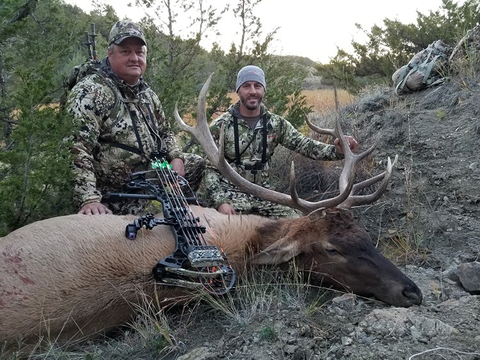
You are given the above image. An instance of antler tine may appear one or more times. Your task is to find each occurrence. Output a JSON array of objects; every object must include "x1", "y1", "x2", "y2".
[
  {"x1": 299, "y1": 117, "x2": 371, "y2": 211},
  {"x1": 350, "y1": 154, "x2": 399, "y2": 194},
  {"x1": 174, "y1": 73, "x2": 220, "y2": 167},
  {"x1": 305, "y1": 115, "x2": 354, "y2": 202},
  {"x1": 305, "y1": 115, "x2": 373, "y2": 193},
  {"x1": 289, "y1": 161, "x2": 301, "y2": 205},
  {"x1": 174, "y1": 73, "x2": 212, "y2": 133},
  {"x1": 341, "y1": 155, "x2": 398, "y2": 208},
  {"x1": 336, "y1": 119, "x2": 377, "y2": 191},
  {"x1": 306, "y1": 114, "x2": 337, "y2": 138},
  {"x1": 295, "y1": 116, "x2": 379, "y2": 211}
]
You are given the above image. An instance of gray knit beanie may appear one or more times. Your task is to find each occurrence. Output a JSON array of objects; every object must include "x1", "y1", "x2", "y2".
[{"x1": 235, "y1": 65, "x2": 266, "y2": 92}]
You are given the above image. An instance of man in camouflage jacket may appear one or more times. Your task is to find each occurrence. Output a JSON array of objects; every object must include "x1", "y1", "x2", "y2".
[
  {"x1": 67, "y1": 20, "x2": 204, "y2": 215},
  {"x1": 197, "y1": 65, "x2": 358, "y2": 218}
]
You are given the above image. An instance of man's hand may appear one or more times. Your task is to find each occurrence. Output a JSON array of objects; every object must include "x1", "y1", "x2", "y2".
[
  {"x1": 334, "y1": 135, "x2": 359, "y2": 154},
  {"x1": 170, "y1": 158, "x2": 185, "y2": 177},
  {"x1": 217, "y1": 203, "x2": 236, "y2": 215},
  {"x1": 78, "y1": 202, "x2": 113, "y2": 215}
]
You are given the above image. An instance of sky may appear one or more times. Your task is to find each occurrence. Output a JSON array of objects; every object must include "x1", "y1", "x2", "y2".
[{"x1": 64, "y1": 0, "x2": 458, "y2": 63}]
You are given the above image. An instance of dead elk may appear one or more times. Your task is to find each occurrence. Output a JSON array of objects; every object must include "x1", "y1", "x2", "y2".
[{"x1": 0, "y1": 205, "x2": 421, "y2": 351}]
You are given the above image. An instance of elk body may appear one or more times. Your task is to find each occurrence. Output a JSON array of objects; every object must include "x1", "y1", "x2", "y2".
[{"x1": 1, "y1": 204, "x2": 421, "y2": 351}]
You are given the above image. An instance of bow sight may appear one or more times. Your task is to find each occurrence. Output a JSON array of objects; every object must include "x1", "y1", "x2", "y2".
[{"x1": 105, "y1": 158, "x2": 235, "y2": 295}]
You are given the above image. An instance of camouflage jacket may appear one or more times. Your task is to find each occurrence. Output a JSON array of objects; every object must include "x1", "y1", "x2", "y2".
[
  {"x1": 67, "y1": 57, "x2": 183, "y2": 210},
  {"x1": 199, "y1": 101, "x2": 343, "y2": 208}
]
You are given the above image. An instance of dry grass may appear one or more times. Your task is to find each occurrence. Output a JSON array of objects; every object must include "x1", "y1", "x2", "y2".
[
  {"x1": 198, "y1": 261, "x2": 332, "y2": 328},
  {"x1": 301, "y1": 89, "x2": 354, "y2": 114}
]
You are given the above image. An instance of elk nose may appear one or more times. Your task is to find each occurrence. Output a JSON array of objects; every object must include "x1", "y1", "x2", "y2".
[{"x1": 402, "y1": 286, "x2": 423, "y2": 305}]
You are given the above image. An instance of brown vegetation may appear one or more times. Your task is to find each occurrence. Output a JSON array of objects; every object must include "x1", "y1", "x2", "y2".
[{"x1": 302, "y1": 89, "x2": 354, "y2": 113}]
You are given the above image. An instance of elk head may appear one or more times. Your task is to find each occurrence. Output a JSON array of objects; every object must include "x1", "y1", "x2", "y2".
[{"x1": 250, "y1": 209, "x2": 422, "y2": 307}]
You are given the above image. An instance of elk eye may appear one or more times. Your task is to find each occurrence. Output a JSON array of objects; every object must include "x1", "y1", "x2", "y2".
[{"x1": 325, "y1": 248, "x2": 339, "y2": 255}]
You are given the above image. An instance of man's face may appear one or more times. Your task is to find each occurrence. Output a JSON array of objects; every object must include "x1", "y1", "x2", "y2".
[
  {"x1": 237, "y1": 81, "x2": 265, "y2": 111},
  {"x1": 108, "y1": 37, "x2": 147, "y2": 85}
]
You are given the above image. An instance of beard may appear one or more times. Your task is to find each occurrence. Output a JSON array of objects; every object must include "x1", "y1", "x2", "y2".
[{"x1": 239, "y1": 93, "x2": 263, "y2": 110}]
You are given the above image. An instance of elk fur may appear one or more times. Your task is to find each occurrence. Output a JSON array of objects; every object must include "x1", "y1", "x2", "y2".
[{"x1": 0, "y1": 205, "x2": 422, "y2": 353}]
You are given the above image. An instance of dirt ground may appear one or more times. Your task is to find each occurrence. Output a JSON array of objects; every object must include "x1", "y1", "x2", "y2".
[{"x1": 161, "y1": 77, "x2": 480, "y2": 360}]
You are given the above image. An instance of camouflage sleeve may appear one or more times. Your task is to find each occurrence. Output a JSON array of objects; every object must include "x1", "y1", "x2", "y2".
[
  {"x1": 209, "y1": 118, "x2": 222, "y2": 142},
  {"x1": 193, "y1": 117, "x2": 232, "y2": 208},
  {"x1": 198, "y1": 165, "x2": 233, "y2": 209},
  {"x1": 147, "y1": 90, "x2": 184, "y2": 161},
  {"x1": 66, "y1": 76, "x2": 110, "y2": 208},
  {"x1": 276, "y1": 116, "x2": 344, "y2": 161}
]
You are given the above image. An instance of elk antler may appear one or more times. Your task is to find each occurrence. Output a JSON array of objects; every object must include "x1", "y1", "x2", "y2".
[{"x1": 175, "y1": 73, "x2": 397, "y2": 214}]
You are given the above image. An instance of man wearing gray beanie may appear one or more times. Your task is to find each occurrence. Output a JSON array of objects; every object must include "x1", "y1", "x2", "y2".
[{"x1": 196, "y1": 65, "x2": 358, "y2": 217}]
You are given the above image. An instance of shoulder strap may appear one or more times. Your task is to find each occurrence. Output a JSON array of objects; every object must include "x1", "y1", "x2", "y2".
[
  {"x1": 233, "y1": 116, "x2": 241, "y2": 165},
  {"x1": 422, "y1": 54, "x2": 441, "y2": 83},
  {"x1": 261, "y1": 114, "x2": 267, "y2": 164},
  {"x1": 232, "y1": 113, "x2": 268, "y2": 165},
  {"x1": 98, "y1": 138, "x2": 143, "y2": 155},
  {"x1": 142, "y1": 101, "x2": 166, "y2": 154},
  {"x1": 395, "y1": 66, "x2": 417, "y2": 94}
]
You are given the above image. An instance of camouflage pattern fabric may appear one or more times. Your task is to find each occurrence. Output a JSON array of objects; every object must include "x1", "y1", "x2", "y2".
[
  {"x1": 108, "y1": 20, "x2": 146, "y2": 46},
  {"x1": 67, "y1": 57, "x2": 204, "y2": 215},
  {"x1": 191, "y1": 101, "x2": 343, "y2": 218},
  {"x1": 184, "y1": 152, "x2": 205, "y2": 193}
]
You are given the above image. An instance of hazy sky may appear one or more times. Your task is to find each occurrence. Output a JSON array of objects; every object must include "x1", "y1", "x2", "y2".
[{"x1": 64, "y1": 0, "x2": 461, "y2": 63}]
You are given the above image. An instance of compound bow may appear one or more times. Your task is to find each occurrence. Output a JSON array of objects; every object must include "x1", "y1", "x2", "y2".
[{"x1": 105, "y1": 157, "x2": 235, "y2": 295}]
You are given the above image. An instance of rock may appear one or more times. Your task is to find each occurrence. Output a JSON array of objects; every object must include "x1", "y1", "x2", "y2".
[
  {"x1": 177, "y1": 346, "x2": 218, "y2": 360},
  {"x1": 358, "y1": 308, "x2": 458, "y2": 339},
  {"x1": 454, "y1": 262, "x2": 480, "y2": 294}
]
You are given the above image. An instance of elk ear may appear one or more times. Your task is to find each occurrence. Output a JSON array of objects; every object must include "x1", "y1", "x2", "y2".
[
  {"x1": 307, "y1": 208, "x2": 327, "y2": 221},
  {"x1": 253, "y1": 237, "x2": 301, "y2": 265}
]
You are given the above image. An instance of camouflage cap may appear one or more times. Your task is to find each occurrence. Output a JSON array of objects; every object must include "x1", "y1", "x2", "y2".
[{"x1": 108, "y1": 20, "x2": 146, "y2": 46}]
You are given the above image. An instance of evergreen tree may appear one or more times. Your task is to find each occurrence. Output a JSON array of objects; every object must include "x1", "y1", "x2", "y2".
[{"x1": 0, "y1": 0, "x2": 88, "y2": 234}]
